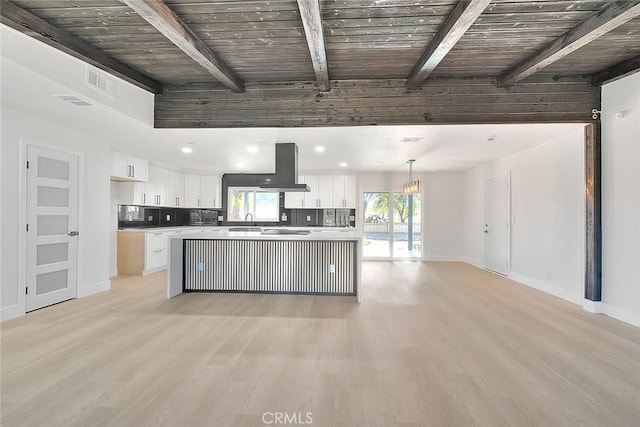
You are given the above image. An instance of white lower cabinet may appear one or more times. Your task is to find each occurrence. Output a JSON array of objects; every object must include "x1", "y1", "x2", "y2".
[
  {"x1": 145, "y1": 247, "x2": 167, "y2": 271},
  {"x1": 144, "y1": 231, "x2": 168, "y2": 273}
]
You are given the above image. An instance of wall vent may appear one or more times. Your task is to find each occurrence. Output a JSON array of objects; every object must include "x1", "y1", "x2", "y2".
[
  {"x1": 400, "y1": 137, "x2": 423, "y2": 143},
  {"x1": 53, "y1": 95, "x2": 94, "y2": 107},
  {"x1": 86, "y1": 66, "x2": 116, "y2": 98}
]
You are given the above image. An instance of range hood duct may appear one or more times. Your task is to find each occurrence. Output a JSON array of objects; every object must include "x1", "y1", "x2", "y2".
[{"x1": 260, "y1": 143, "x2": 310, "y2": 192}]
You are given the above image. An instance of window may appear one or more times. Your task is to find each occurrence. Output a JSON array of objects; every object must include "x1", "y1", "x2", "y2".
[
  {"x1": 362, "y1": 191, "x2": 421, "y2": 259},
  {"x1": 227, "y1": 187, "x2": 279, "y2": 222}
]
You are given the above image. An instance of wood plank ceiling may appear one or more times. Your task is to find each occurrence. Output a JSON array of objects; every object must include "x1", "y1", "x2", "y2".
[{"x1": 2, "y1": 0, "x2": 640, "y2": 128}]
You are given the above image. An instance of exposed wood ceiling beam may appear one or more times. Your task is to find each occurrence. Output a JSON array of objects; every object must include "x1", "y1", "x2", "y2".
[
  {"x1": 407, "y1": 0, "x2": 491, "y2": 90},
  {"x1": 121, "y1": 0, "x2": 244, "y2": 93},
  {"x1": 155, "y1": 76, "x2": 599, "y2": 128},
  {"x1": 592, "y1": 55, "x2": 640, "y2": 86},
  {"x1": 0, "y1": 1, "x2": 163, "y2": 94},
  {"x1": 296, "y1": 0, "x2": 330, "y2": 91},
  {"x1": 498, "y1": 0, "x2": 640, "y2": 88}
]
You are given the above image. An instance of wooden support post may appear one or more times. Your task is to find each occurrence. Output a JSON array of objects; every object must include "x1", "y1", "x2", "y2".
[{"x1": 585, "y1": 123, "x2": 602, "y2": 301}]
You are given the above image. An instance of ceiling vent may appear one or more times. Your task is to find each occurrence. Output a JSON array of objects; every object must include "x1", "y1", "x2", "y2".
[
  {"x1": 53, "y1": 95, "x2": 94, "y2": 107},
  {"x1": 400, "y1": 137, "x2": 423, "y2": 143},
  {"x1": 86, "y1": 66, "x2": 116, "y2": 98}
]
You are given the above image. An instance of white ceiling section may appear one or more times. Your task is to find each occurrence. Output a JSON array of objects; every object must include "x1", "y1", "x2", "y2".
[{"x1": 0, "y1": 24, "x2": 586, "y2": 174}]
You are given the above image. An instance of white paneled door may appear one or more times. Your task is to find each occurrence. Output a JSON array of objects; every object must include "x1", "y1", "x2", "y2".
[
  {"x1": 484, "y1": 174, "x2": 510, "y2": 276},
  {"x1": 26, "y1": 145, "x2": 79, "y2": 312}
]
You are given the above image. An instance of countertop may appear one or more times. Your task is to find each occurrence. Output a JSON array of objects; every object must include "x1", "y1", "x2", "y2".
[
  {"x1": 118, "y1": 226, "x2": 360, "y2": 234},
  {"x1": 169, "y1": 229, "x2": 361, "y2": 241},
  {"x1": 117, "y1": 226, "x2": 214, "y2": 233}
]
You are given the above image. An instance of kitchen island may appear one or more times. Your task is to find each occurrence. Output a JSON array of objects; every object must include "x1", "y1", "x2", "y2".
[{"x1": 167, "y1": 229, "x2": 362, "y2": 302}]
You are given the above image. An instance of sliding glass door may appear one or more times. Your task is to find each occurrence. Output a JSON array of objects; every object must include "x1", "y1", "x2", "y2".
[
  {"x1": 363, "y1": 192, "x2": 391, "y2": 258},
  {"x1": 362, "y1": 192, "x2": 421, "y2": 259}
]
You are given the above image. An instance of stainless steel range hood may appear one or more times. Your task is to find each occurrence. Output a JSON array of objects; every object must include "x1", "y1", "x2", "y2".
[{"x1": 260, "y1": 143, "x2": 310, "y2": 192}]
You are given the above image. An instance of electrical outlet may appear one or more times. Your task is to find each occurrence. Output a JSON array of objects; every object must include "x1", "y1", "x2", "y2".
[
  {"x1": 166, "y1": 215, "x2": 171, "y2": 221},
  {"x1": 307, "y1": 215, "x2": 311, "y2": 221},
  {"x1": 329, "y1": 264, "x2": 335, "y2": 273},
  {"x1": 217, "y1": 215, "x2": 224, "y2": 222},
  {"x1": 198, "y1": 262, "x2": 205, "y2": 272}
]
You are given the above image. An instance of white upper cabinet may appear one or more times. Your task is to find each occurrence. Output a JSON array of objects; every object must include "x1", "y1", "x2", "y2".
[
  {"x1": 184, "y1": 174, "x2": 201, "y2": 208},
  {"x1": 285, "y1": 175, "x2": 357, "y2": 209},
  {"x1": 154, "y1": 167, "x2": 169, "y2": 206},
  {"x1": 316, "y1": 175, "x2": 333, "y2": 207},
  {"x1": 184, "y1": 174, "x2": 220, "y2": 208},
  {"x1": 167, "y1": 170, "x2": 185, "y2": 207},
  {"x1": 332, "y1": 175, "x2": 357, "y2": 208},
  {"x1": 199, "y1": 176, "x2": 220, "y2": 208},
  {"x1": 111, "y1": 151, "x2": 148, "y2": 182}
]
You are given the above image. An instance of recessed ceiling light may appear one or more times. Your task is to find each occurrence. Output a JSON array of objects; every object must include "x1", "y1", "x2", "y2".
[
  {"x1": 315, "y1": 146, "x2": 325, "y2": 153},
  {"x1": 339, "y1": 162, "x2": 348, "y2": 167},
  {"x1": 248, "y1": 146, "x2": 258, "y2": 154},
  {"x1": 181, "y1": 147, "x2": 193, "y2": 154}
]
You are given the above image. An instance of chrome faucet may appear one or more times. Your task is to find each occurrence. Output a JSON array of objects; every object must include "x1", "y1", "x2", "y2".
[{"x1": 244, "y1": 213, "x2": 253, "y2": 222}]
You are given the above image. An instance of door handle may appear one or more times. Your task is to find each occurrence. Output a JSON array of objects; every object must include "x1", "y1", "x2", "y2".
[{"x1": 68, "y1": 231, "x2": 79, "y2": 237}]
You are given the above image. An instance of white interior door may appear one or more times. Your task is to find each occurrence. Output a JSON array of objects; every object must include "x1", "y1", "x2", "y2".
[
  {"x1": 26, "y1": 145, "x2": 79, "y2": 312},
  {"x1": 484, "y1": 174, "x2": 509, "y2": 276}
]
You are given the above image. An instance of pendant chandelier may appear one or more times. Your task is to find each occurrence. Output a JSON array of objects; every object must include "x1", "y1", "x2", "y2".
[{"x1": 403, "y1": 159, "x2": 421, "y2": 194}]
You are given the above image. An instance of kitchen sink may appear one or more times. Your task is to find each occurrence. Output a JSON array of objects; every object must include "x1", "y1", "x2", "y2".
[{"x1": 228, "y1": 227, "x2": 262, "y2": 232}]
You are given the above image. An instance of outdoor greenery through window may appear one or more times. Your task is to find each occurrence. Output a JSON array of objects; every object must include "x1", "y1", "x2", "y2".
[
  {"x1": 363, "y1": 192, "x2": 422, "y2": 258},
  {"x1": 228, "y1": 187, "x2": 279, "y2": 222}
]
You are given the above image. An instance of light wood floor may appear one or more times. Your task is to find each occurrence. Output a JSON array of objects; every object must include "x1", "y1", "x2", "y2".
[{"x1": 2, "y1": 262, "x2": 639, "y2": 426}]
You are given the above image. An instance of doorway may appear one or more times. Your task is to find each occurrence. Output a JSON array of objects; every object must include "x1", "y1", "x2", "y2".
[
  {"x1": 363, "y1": 192, "x2": 421, "y2": 259},
  {"x1": 26, "y1": 145, "x2": 79, "y2": 312},
  {"x1": 484, "y1": 174, "x2": 510, "y2": 276}
]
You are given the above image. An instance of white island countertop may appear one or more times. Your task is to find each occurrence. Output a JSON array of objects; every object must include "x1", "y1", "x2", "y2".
[{"x1": 170, "y1": 228, "x2": 361, "y2": 241}]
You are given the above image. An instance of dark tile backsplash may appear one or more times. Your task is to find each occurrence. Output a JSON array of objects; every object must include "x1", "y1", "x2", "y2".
[
  {"x1": 118, "y1": 205, "x2": 218, "y2": 229},
  {"x1": 118, "y1": 204, "x2": 355, "y2": 229}
]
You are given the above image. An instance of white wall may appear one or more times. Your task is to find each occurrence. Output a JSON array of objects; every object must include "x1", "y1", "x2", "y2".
[
  {"x1": 600, "y1": 72, "x2": 640, "y2": 326},
  {"x1": 357, "y1": 171, "x2": 464, "y2": 260},
  {"x1": 1, "y1": 107, "x2": 112, "y2": 321},
  {"x1": 462, "y1": 129, "x2": 586, "y2": 305},
  {"x1": 1, "y1": 26, "x2": 153, "y2": 126}
]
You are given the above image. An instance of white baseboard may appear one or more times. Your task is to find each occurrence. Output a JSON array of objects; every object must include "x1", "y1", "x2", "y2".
[
  {"x1": 589, "y1": 301, "x2": 640, "y2": 327},
  {"x1": 423, "y1": 255, "x2": 464, "y2": 262},
  {"x1": 459, "y1": 257, "x2": 483, "y2": 269},
  {"x1": 143, "y1": 266, "x2": 167, "y2": 276},
  {"x1": 1, "y1": 304, "x2": 24, "y2": 322},
  {"x1": 581, "y1": 299, "x2": 602, "y2": 313},
  {"x1": 77, "y1": 280, "x2": 111, "y2": 297},
  {"x1": 509, "y1": 272, "x2": 582, "y2": 305}
]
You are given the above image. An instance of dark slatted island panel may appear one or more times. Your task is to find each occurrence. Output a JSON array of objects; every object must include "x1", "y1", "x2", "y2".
[{"x1": 183, "y1": 239, "x2": 356, "y2": 295}]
